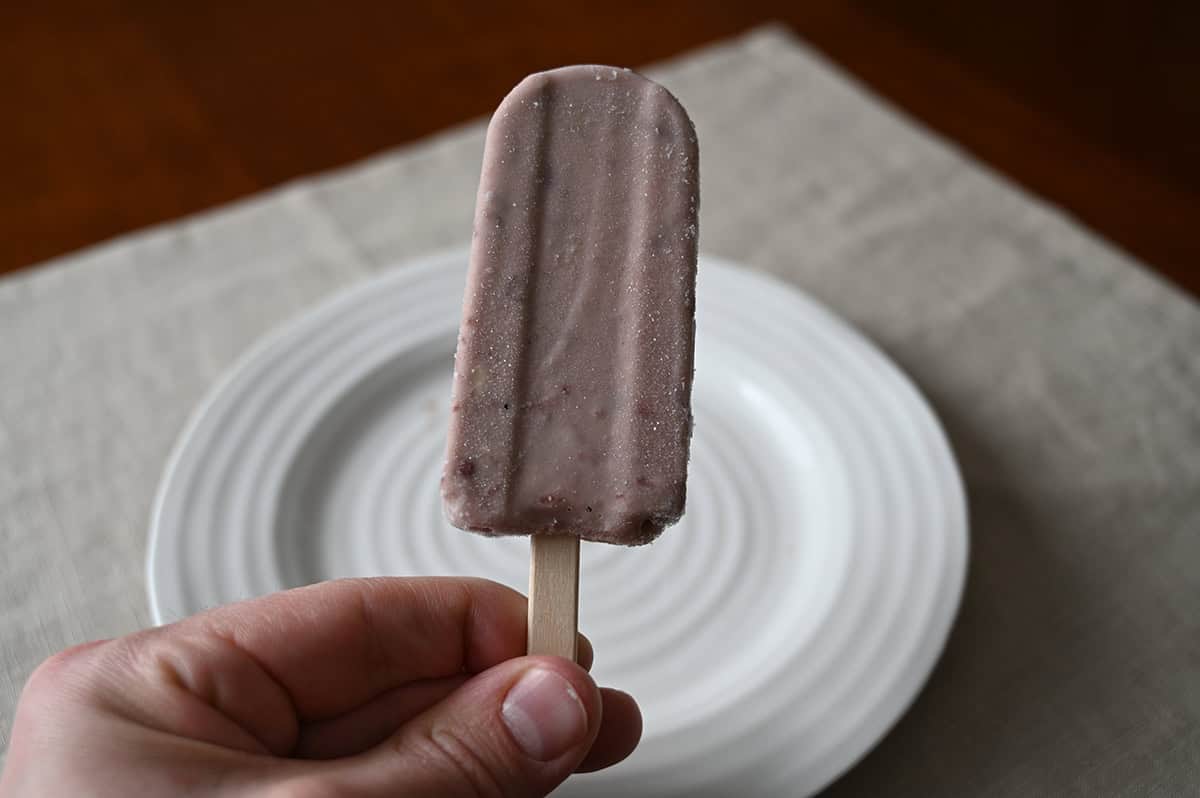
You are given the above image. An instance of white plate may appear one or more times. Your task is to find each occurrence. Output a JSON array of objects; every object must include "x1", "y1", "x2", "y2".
[{"x1": 148, "y1": 249, "x2": 966, "y2": 796}]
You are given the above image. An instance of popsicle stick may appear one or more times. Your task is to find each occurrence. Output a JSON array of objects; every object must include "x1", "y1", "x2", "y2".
[{"x1": 527, "y1": 535, "x2": 580, "y2": 659}]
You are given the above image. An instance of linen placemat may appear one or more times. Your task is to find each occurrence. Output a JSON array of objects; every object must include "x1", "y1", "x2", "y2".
[{"x1": 2, "y1": 25, "x2": 1197, "y2": 794}]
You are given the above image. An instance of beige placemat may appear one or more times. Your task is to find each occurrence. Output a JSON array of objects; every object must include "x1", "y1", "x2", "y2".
[{"x1": 2, "y1": 25, "x2": 1198, "y2": 794}]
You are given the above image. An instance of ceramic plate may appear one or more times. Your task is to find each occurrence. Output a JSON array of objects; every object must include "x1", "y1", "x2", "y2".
[{"x1": 148, "y1": 248, "x2": 967, "y2": 796}]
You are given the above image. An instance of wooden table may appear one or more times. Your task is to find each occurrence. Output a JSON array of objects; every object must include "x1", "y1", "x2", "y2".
[{"x1": 3, "y1": 2, "x2": 1197, "y2": 295}]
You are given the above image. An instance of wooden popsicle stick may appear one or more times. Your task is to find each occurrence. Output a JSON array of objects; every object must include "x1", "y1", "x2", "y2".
[{"x1": 527, "y1": 534, "x2": 580, "y2": 659}]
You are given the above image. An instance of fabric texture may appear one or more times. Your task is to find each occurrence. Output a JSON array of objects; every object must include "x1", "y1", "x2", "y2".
[{"x1": 2, "y1": 25, "x2": 1198, "y2": 794}]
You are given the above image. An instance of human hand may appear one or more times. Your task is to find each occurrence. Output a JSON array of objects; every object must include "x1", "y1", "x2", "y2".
[{"x1": 0, "y1": 577, "x2": 641, "y2": 797}]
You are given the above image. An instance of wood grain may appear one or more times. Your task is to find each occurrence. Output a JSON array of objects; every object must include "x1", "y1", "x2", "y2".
[
  {"x1": 527, "y1": 535, "x2": 580, "y2": 660},
  {"x1": 2, "y1": 2, "x2": 1197, "y2": 295}
]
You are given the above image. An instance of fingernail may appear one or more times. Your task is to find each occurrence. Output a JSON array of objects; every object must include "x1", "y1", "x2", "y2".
[{"x1": 501, "y1": 667, "x2": 588, "y2": 761}]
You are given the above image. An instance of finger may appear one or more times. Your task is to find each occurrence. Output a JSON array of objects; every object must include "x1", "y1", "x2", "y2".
[
  {"x1": 49, "y1": 578, "x2": 529, "y2": 757},
  {"x1": 73, "y1": 578, "x2": 597, "y2": 760},
  {"x1": 36, "y1": 631, "x2": 297, "y2": 756},
  {"x1": 294, "y1": 633, "x2": 590, "y2": 760},
  {"x1": 576, "y1": 688, "x2": 642, "y2": 773},
  {"x1": 294, "y1": 675, "x2": 467, "y2": 759},
  {"x1": 176, "y1": 577, "x2": 531, "y2": 720},
  {"x1": 577, "y1": 634, "x2": 595, "y2": 672},
  {"x1": 325, "y1": 656, "x2": 606, "y2": 797}
]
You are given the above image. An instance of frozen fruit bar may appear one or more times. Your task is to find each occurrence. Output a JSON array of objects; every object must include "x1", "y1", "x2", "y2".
[{"x1": 442, "y1": 65, "x2": 699, "y2": 546}]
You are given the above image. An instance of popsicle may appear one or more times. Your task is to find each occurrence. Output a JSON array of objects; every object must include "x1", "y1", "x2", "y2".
[{"x1": 441, "y1": 64, "x2": 699, "y2": 656}]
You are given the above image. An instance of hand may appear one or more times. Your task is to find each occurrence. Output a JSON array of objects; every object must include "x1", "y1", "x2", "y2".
[{"x1": 0, "y1": 577, "x2": 641, "y2": 797}]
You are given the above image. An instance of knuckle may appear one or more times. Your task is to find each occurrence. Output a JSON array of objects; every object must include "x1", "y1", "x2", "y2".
[
  {"x1": 26, "y1": 641, "x2": 100, "y2": 692},
  {"x1": 23, "y1": 636, "x2": 145, "y2": 710},
  {"x1": 19, "y1": 644, "x2": 107, "y2": 717}
]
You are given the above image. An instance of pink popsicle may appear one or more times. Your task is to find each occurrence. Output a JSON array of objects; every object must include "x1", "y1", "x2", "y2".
[{"x1": 442, "y1": 65, "x2": 699, "y2": 547}]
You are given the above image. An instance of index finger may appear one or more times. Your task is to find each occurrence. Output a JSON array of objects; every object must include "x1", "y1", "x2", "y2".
[{"x1": 175, "y1": 577, "x2": 533, "y2": 719}]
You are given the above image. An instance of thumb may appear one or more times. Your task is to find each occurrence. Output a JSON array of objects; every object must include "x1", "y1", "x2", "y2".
[{"x1": 340, "y1": 656, "x2": 601, "y2": 797}]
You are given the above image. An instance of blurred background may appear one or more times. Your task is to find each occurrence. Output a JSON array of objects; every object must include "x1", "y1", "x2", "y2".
[{"x1": 2, "y1": 1, "x2": 1197, "y2": 293}]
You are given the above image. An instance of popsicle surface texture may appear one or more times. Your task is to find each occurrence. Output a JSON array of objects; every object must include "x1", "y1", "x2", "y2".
[{"x1": 442, "y1": 65, "x2": 699, "y2": 546}]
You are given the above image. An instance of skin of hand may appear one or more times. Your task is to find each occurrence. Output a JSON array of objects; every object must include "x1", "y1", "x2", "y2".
[{"x1": 0, "y1": 577, "x2": 642, "y2": 797}]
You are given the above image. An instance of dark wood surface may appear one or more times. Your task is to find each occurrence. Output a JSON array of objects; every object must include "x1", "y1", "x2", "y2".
[{"x1": 2, "y1": 2, "x2": 1197, "y2": 295}]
